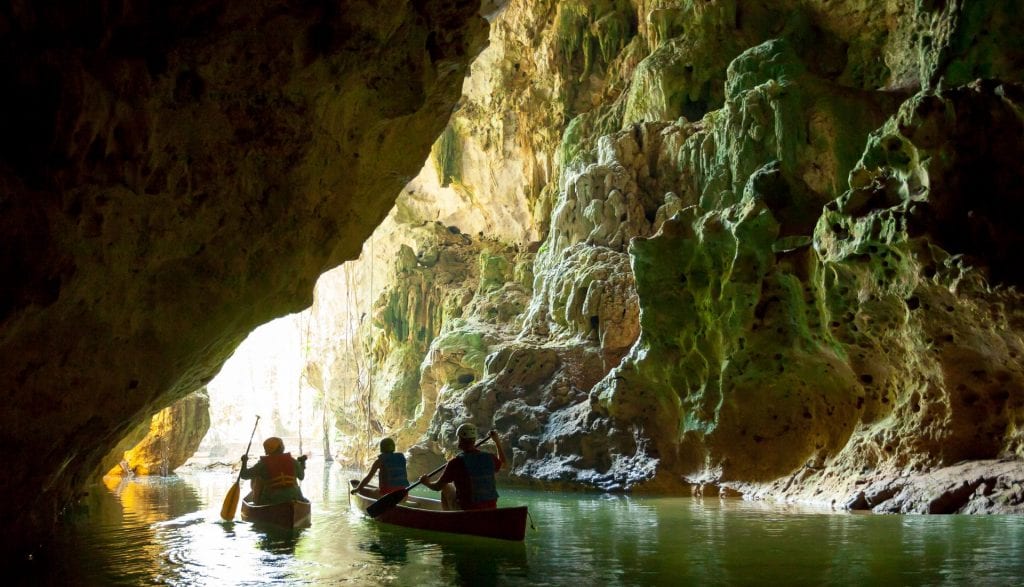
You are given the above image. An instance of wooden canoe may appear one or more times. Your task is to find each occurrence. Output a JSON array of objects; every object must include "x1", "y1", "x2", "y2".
[
  {"x1": 240, "y1": 492, "x2": 312, "y2": 529},
  {"x1": 348, "y1": 480, "x2": 528, "y2": 541}
]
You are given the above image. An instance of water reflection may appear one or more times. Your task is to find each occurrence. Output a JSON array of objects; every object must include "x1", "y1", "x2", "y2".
[
  {"x1": 353, "y1": 521, "x2": 530, "y2": 586},
  {"x1": 27, "y1": 464, "x2": 1024, "y2": 586},
  {"x1": 254, "y1": 527, "x2": 305, "y2": 555},
  {"x1": 319, "y1": 462, "x2": 333, "y2": 503},
  {"x1": 439, "y1": 536, "x2": 528, "y2": 586},
  {"x1": 453, "y1": 539, "x2": 529, "y2": 585},
  {"x1": 357, "y1": 522, "x2": 410, "y2": 566},
  {"x1": 102, "y1": 474, "x2": 203, "y2": 522}
]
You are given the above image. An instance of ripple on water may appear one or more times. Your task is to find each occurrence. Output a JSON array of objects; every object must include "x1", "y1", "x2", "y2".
[{"x1": 35, "y1": 467, "x2": 1024, "y2": 586}]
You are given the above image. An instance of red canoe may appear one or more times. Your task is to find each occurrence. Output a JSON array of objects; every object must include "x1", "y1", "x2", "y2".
[
  {"x1": 349, "y1": 480, "x2": 528, "y2": 541},
  {"x1": 240, "y1": 492, "x2": 311, "y2": 529}
]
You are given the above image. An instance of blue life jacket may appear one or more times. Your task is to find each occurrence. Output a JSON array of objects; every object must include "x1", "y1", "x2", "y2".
[
  {"x1": 459, "y1": 451, "x2": 498, "y2": 503},
  {"x1": 379, "y1": 452, "x2": 408, "y2": 488}
]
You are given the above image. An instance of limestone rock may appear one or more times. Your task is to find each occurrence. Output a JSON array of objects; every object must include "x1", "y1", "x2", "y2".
[
  {"x1": 823, "y1": 80, "x2": 1024, "y2": 287},
  {"x1": 322, "y1": 223, "x2": 531, "y2": 453},
  {"x1": 523, "y1": 243, "x2": 639, "y2": 356},
  {"x1": 399, "y1": 1, "x2": 1024, "y2": 507},
  {"x1": 110, "y1": 389, "x2": 211, "y2": 477},
  {"x1": 93, "y1": 412, "x2": 153, "y2": 481},
  {"x1": 0, "y1": 0, "x2": 487, "y2": 558},
  {"x1": 844, "y1": 459, "x2": 1024, "y2": 514}
]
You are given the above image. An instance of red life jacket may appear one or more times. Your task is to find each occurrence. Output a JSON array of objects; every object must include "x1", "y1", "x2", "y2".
[{"x1": 261, "y1": 453, "x2": 298, "y2": 489}]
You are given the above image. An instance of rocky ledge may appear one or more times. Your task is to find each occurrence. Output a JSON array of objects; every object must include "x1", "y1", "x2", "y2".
[{"x1": 844, "y1": 459, "x2": 1024, "y2": 515}]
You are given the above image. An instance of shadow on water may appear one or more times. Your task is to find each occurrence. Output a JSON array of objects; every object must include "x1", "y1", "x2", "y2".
[
  {"x1": 357, "y1": 522, "x2": 411, "y2": 566},
  {"x1": 253, "y1": 526, "x2": 306, "y2": 555},
  {"x1": 355, "y1": 520, "x2": 529, "y2": 586},
  {"x1": 439, "y1": 537, "x2": 529, "y2": 586}
]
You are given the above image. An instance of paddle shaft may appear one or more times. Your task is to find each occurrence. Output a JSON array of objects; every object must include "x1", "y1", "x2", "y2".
[
  {"x1": 236, "y1": 415, "x2": 261, "y2": 481},
  {"x1": 221, "y1": 415, "x2": 260, "y2": 521}
]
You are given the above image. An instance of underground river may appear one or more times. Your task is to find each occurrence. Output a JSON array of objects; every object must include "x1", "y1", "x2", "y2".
[{"x1": 23, "y1": 460, "x2": 1024, "y2": 586}]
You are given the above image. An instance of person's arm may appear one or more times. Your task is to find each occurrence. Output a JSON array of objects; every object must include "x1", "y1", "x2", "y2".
[
  {"x1": 419, "y1": 461, "x2": 452, "y2": 491},
  {"x1": 351, "y1": 459, "x2": 381, "y2": 493},
  {"x1": 489, "y1": 430, "x2": 507, "y2": 470},
  {"x1": 239, "y1": 455, "x2": 253, "y2": 480}
]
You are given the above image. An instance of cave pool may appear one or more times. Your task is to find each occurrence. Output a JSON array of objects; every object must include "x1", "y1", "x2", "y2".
[{"x1": 25, "y1": 461, "x2": 1024, "y2": 586}]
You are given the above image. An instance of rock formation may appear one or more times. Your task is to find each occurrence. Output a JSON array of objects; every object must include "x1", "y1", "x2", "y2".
[
  {"x1": 0, "y1": 0, "x2": 487, "y2": 560},
  {"x1": 104, "y1": 389, "x2": 211, "y2": 477},
  {"x1": 329, "y1": 0, "x2": 1024, "y2": 511}
]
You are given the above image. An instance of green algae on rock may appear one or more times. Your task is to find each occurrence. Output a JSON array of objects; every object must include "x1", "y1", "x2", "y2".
[{"x1": 391, "y1": 1, "x2": 1024, "y2": 509}]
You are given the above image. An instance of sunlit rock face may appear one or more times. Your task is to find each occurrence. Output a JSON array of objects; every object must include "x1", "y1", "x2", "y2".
[
  {"x1": 106, "y1": 390, "x2": 211, "y2": 477},
  {"x1": 367, "y1": 223, "x2": 532, "y2": 454},
  {"x1": 349, "y1": 0, "x2": 1024, "y2": 509},
  {"x1": 0, "y1": 0, "x2": 487, "y2": 558}
]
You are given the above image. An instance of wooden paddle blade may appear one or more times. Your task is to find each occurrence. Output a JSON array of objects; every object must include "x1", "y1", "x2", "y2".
[
  {"x1": 366, "y1": 488, "x2": 408, "y2": 518},
  {"x1": 220, "y1": 481, "x2": 241, "y2": 520}
]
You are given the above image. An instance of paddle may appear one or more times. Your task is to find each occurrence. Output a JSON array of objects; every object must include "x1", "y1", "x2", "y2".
[
  {"x1": 365, "y1": 432, "x2": 493, "y2": 518},
  {"x1": 220, "y1": 415, "x2": 260, "y2": 521}
]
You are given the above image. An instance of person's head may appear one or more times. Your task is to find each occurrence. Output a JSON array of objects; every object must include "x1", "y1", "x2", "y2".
[
  {"x1": 379, "y1": 437, "x2": 396, "y2": 454},
  {"x1": 263, "y1": 437, "x2": 285, "y2": 455},
  {"x1": 456, "y1": 423, "x2": 477, "y2": 450}
]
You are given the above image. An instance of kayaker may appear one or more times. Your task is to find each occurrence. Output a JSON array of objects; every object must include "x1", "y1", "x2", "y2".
[
  {"x1": 351, "y1": 437, "x2": 409, "y2": 495},
  {"x1": 419, "y1": 423, "x2": 506, "y2": 510},
  {"x1": 240, "y1": 437, "x2": 307, "y2": 506}
]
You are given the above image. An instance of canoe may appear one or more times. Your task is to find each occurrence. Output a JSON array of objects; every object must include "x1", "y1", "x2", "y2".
[
  {"x1": 240, "y1": 492, "x2": 312, "y2": 529},
  {"x1": 349, "y1": 480, "x2": 528, "y2": 541}
]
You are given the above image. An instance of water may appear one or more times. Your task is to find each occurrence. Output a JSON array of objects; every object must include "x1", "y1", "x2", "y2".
[{"x1": 23, "y1": 462, "x2": 1024, "y2": 586}]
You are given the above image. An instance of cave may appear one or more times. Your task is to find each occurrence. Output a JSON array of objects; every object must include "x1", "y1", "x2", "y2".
[{"x1": 4, "y1": 0, "x2": 1024, "y2": 581}]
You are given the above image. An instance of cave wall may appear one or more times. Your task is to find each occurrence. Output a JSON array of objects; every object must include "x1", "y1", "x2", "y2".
[
  {"x1": 0, "y1": 0, "x2": 488, "y2": 559},
  {"x1": 302, "y1": 221, "x2": 531, "y2": 464},
  {"x1": 335, "y1": 0, "x2": 1024, "y2": 510},
  {"x1": 105, "y1": 388, "x2": 211, "y2": 477}
]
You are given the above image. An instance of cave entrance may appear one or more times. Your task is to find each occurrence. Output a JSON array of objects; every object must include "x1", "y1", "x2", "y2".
[
  {"x1": 197, "y1": 246, "x2": 382, "y2": 470},
  {"x1": 186, "y1": 14, "x2": 549, "y2": 474},
  {"x1": 197, "y1": 312, "x2": 332, "y2": 467}
]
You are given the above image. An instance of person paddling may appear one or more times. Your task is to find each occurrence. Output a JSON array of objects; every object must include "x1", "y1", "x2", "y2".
[
  {"x1": 351, "y1": 437, "x2": 409, "y2": 495},
  {"x1": 419, "y1": 423, "x2": 506, "y2": 510},
  {"x1": 240, "y1": 437, "x2": 307, "y2": 505}
]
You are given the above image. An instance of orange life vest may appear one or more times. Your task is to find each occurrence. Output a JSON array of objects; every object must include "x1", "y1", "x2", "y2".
[{"x1": 261, "y1": 453, "x2": 298, "y2": 489}]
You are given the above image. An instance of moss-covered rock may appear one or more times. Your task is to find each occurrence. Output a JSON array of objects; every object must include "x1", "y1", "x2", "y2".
[
  {"x1": 430, "y1": 124, "x2": 462, "y2": 188},
  {"x1": 822, "y1": 80, "x2": 1024, "y2": 287},
  {"x1": 416, "y1": 1, "x2": 1024, "y2": 503},
  {"x1": 623, "y1": 0, "x2": 773, "y2": 126},
  {"x1": 554, "y1": 0, "x2": 636, "y2": 83},
  {"x1": 911, "y1": 0, "x2": 1024, "y2": 89},
  {"x1": 803, "y1": 80, "x2": 1024, "y2": 483}
]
